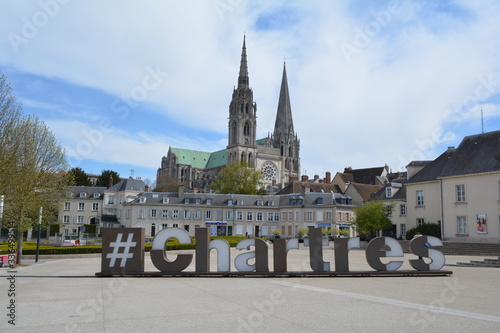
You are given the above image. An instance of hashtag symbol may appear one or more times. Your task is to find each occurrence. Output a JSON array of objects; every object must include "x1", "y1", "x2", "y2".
[{"x1": 106, "y1": 233, "x2": 137, "y2": 267}]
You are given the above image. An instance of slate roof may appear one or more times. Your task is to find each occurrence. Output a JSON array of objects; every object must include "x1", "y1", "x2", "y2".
[
  {"x1": 69, "y1": 186, "x2": 107, "y2": 199},
  {"x1": 407, "y1": 130, "x2": 500, "y2": 183},
  {"x1": 343, "y1": 166, "x2": 386, "y2": 185},
  {"x1": 276, "y1": 181, "x2": 341, "y2": 195},
  {"x1": 107, "y1": 178, "x2": 146, "y2": 192}
]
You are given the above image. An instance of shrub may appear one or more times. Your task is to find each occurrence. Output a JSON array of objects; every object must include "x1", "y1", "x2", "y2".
[{"x1": 405, "y1": 223, "x2": 441, "y2": 240}]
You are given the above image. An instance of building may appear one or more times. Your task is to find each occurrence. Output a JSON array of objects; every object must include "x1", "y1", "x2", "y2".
[
  {"x1": 120, "y1": 190, "x2": 355, "y2": 238},
  {"x1": 156, "y1": 36, "x2": 300, "y2": 192},
  {"x1": 405, "y1": 130, "x2": 500, "y2": 243},
  {"x1": 59, "y1": 186, "x2": 106, "y2": 237}
]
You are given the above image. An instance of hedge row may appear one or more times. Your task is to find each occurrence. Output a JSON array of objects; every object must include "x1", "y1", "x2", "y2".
[{"x1": 4, "y1": 236, "x2": 249, "y2": 255}]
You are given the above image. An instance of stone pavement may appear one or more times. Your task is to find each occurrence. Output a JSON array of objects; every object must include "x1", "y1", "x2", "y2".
[{"x1": 1, "y1": 246, "x2": 500, "y2": 333}]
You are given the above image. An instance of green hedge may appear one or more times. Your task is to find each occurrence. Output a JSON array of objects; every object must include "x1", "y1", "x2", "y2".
[
  {"x1": 405, "y1": 223, "x2": 441, "y2": 240},
  {"x1": 0, "y1": 236, "x2": 249, "y2": 255}
]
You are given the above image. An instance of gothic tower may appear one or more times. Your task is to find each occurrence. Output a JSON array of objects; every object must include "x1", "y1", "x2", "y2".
[
  {"x1": 227, "y1": 36, "x2": 258, "y2": 166},
  {"x1": 272, "y1": 62, "x2": 300, "y2": 183}
]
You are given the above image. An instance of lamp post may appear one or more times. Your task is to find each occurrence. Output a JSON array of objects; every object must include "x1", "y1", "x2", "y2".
[{"x1": 35, "y1": 206, "x2": 43, "y2": 263}]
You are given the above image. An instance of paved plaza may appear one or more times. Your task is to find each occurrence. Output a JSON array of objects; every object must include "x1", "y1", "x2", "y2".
[{"x1": 1, "y1": 245, "x2": 500, "y2": 332}]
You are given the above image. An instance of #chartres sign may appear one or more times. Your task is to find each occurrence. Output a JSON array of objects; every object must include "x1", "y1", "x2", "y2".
[{"x1": 98, "y1": 227, "x2": 451, "y2": 277}]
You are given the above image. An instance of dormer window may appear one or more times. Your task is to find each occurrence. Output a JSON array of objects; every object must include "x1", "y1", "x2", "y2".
[
  {"x1": 93, "y1": 193, "x2": 100, "y2": 199},
  {"x1": 386, "y1": 187, "x2": 392, "y2": 198},
  {"x1": 206, "y1": 198, "x2": 212, "y2": 205},
  {"x1": 227, "y1": 199, "x2": 233, "y2": 206},
  {"x1": 79, "y1": 192, "x2": 87, "y2": 198},
  {"x1": 316, "y1": 197, "x2": 324, "y2": 205},
  {"x1": 256, "y1": 200, "x2": 263, "y2": 206},
  {"x1": 163, "y1": 197, "x2": 169, "y2": 204},
  {"x1": 140, "y1": 197, "x2": 146, "y2": 203}
]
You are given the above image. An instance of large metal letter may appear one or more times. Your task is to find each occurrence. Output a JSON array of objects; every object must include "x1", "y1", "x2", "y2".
[
  {"x1": 273, "y1": 238, "x2": 299, "y2": 272},
  {"x1": 409, "y1": 235, "x2": 445, "y2": 271},
  {"x1": 150, "y1": 227, "x2": 193, "y2": 272},
  {"x1": 309, "y1": 228, "x2": 330, "y2": 272},
  {"x1": 365, "y1": 237, "x2": 404, "y2": 271}
]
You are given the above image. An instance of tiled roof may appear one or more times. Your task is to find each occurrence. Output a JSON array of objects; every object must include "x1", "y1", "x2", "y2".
[
  {"x1": 108, "y1": 178, "x2": 146, "y2": 192},
  {"x1": 276, "y1": 181, "x2": 341, "y2": 195},
  {"x1": 350, "y1": 183, "x2": 384, "y2": 201}
]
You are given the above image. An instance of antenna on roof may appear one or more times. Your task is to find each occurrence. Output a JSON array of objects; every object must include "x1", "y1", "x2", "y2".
[
  {"x1": 481, "y1": 102, "x2": 484, "y2": 134},
  {"x1": 130, "y1": 169, "x2": 135, "y2": 178}
]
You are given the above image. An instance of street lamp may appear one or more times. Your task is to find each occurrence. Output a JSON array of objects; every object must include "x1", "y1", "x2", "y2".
[{"x1": 35, "y1": 206, "x2": 43, "y2": 263}]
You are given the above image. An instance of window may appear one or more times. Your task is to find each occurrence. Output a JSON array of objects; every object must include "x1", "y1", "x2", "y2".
[
  {"x1": 77, "y1": 216, "x2": 84, "y2": 224},
  {"x1": 401, "y1": 224, "x2": 406, "y2": 236},
  {"x1": 417, "y1": 218, "x2": 425, "y2": 226},
  {"x1": 416, "y1": 191, "x2": 424, "y2": 206},
  {"x1": 227, "y1": 199, "x2": 233, "y2": 206},
  {"x1": 163, "y1": 197, "x2": 169, "y2": 204},
  {"x1": 237, "y1": 212, "x2": 243, "y2": 221},
  {"x1": 316, "y1": 197, "x2": 323, "y2": 205},
  {"x1": 338, "y1": 212, "x2": 342, "y2": 221},
  {"x1": 125, "y1": 209, "x2": 130, "y2": 218},
  {"x1": 151, "y1": 209, "x2": 157, "y2": 218},
  {"x1": 78, "y1": 202, "x2": 85, "y2": 211},
  {"x1": 63, "y1": 215, "x2": 70, "y2": 223},
  {"x1": 247, "y1": 212, "x2": 253, "y2": 221},
  {"x1": 79, "y1": 192, "x2": 87, "y2": 198},
  {"x1": 288, "y1": 212, "x2": 293, "y2": 220},
  {"x1": 400, "y1": 204, "x2": 406, "y2": 216},
  {"x1": 183, "y1": 210, "x2": 190, "y2": 219},
  {"x1": 282, "y1": 212, "x2": 287, "y2": 221},
  {"x1": 226, "y1": 211, "x2": 234, "y2": 220},
  {"x1": 93, "y1": 193, "x2": 100, "y2": 198},
  {"x1": 206, "y1": 199, "x2": 212, "y2": 205},
  {"x1": 216, "y1": 210, "x2": 222, "y2": 220},
  {"x1": 345, "y1": 212, "x2": 350, "y2": 221},
  {"x1": 162, "y1": 209, "x2": 168, "y2": 218},
  {"x1": 257, "y1": 212, "x2": 263, "y2": 221},
  {"x1": 267, "y1": 212, "x2": 274, "y2": 221},
  {"x1": 92, "y1": 203, "x2": 99, "y2": 211},
  {"x1": 194, "y1": 210, "x2": 201, "y2": 219},
  {"x1": 456, "y1": 185, "x2": 466, "y2": 203},
  {"x1": 386, "y1": 205, "x2": 393, "y2": 217},
  {"x1": 457, "y1": 216, "x2": 467, "y2": 234},
  {"x1": 306, "y1": 211, "x2": 313, "y2": 221},
  {"x1": 386, "y1": 187, "x2": 392, "y2": 198},
  {"x1": 295, "y1": 211, "x2": 299, "y2": 221},
  {"x1": 140, "y1": 197, "x2": 146, "y2": 203},
  {"x1": 138, "y1": 208, "x2": 145, "y2": 219},
  {"x1": 326, "y1": 212, "x2": 332, "y2": 221},
  {"x1": 108, "y1": 196, "x2": 115, "y2": 204},
  {"x1": 274, "y1": 212, "x2": 280, "y2": 221},
  {"x1": 64, "y1": 202, "x2": 70, "y2": 210},
  {"x1": 205, "y1": 210, "x2": 212, "y2": 219},
  {"x1": 172, "y1": 223, "x2": 178, "y2": 228},
  {"x1": 172, "y1": 210, "x2": 179, "y2": 218},
  {"x1": 256, "y1": 200, "x2": 263, "y2": 206}
]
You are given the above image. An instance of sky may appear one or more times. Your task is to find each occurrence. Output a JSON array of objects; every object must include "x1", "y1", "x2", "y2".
[{"x1": 1, "y1": 0, "x2": 499, "y2": 185}]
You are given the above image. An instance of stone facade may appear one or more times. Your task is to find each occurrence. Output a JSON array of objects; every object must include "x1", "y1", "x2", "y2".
[{"x1": 157, "y1": 37, "x2": 300, "y2": 192}]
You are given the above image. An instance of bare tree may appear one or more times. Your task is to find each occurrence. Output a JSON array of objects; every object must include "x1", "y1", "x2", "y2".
[{"x1": 0, "y1": 73, "x2": 69, "y2": 263}]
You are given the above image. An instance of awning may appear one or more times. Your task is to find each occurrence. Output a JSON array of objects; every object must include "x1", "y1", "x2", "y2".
[
  {"x1": 206, "y1": 221, "x2": 227, "y2": 225},
  {"x1": 338, "y1": 224, "x2": 351, "y2": 227},
  {"x1": 317, "y1": 223, "x2": 331, "y2": 226}
]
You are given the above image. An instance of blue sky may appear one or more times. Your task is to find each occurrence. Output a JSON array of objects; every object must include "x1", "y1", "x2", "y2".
[{"x1": 1, "y1": 0, "x2": 499, "y2": 185}]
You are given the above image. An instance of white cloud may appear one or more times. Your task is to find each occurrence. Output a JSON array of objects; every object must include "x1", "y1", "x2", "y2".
[{"x1": 1, "y1": 0, "x2": 500, "y2": 178}]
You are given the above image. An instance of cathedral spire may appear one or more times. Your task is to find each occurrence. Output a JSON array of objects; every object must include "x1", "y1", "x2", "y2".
[
  {"x1": 238, "y1": 35, "x2": 249, "y2": 87},
  {"x1": 274, "y1": 62, "x2": 294, "y2": 138}
]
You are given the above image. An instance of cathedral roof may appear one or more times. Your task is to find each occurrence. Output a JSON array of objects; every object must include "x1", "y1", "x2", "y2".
[{"x1": 171, "y1": 147, "x2": 226, "y2": 170}]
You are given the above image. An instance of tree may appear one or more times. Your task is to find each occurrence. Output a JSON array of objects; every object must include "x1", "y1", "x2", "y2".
[
  {"x1": 154, "y1": 173, "x2": 179, "y2": 192},
  {"x1": 95, "y1": 170, "x2": 121, "y2": 188},
  {"x1": 352, "y1": 200, "x2": 394, "y2": 237},
  {"x1": 67, "y1": 167, "x2": 92, "y2": 186},
  {"x1": 0, "y1": 74, "x2": 69, "y2": 263},
  {"x1": 209, "y1": 161, "x2": 264, "y2": 194}
]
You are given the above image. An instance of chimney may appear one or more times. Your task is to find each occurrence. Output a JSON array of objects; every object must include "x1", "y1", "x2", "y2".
[
  {"x1": 145, "y1": 185, "x2": 150, "y2": 192},
  {"x1": 325, "y1": 171, "x2": 331, "y2": 184},
  {"x1": 178, "y1": 182, "x2": 185, "y2": 196},
  {"x1": 303, "y1": 185, "x2": 310, "y2": 194},
  {"x1": 301, "y1": 175, "x2": 309, "y2": 181},
  {"x1": 108, "y1": 175, "x2": 113, "y2": 188},
  {"x1": 193, "y1": 187, "x2": 198, "y2": 194}
]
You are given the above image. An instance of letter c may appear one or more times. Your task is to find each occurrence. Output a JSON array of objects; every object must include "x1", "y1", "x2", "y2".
[{"x1": 150, "y1": 227, "x2": 193, "y2": 272}]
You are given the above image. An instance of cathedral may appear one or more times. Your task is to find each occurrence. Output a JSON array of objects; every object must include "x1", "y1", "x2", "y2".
[{"x1": 156, "y1": 37, "x2": 300, "y2": 192}]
